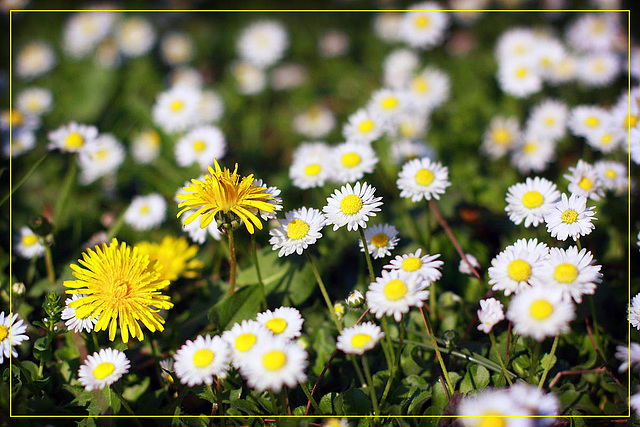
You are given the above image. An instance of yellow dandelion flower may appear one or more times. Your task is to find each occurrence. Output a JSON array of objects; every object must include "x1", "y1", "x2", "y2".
[
  {"x1": 64, "y1": 239, "x2": 174, "y2": 343},
  {"x1": 135, "y1": 236, "x2": 204, "y2": 283},
  {"x1": 176, "y1": 159, "x2": 275, "y2": 234}
]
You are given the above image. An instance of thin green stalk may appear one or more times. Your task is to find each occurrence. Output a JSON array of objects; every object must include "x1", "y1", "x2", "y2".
[
  {"x1": 0, "y1": 153, "x2": 47, "y2": 207},
  {"x1": 379, "y1": 317, "x2": 395, "y2": 369},
  {"x1": 299, "y1": 382, "x2": 322, "y2": 415},
  {"x1": 149, "y1": 337, "x2": 165, "y2": 391},
  {"x1": 251, "y1": 234, "x2": 268, "y2": 310},
  {"x1": 576, "y1": 238, "x2": 582, "y2": 251},
  {"x1": 358, "y1": 227, "x2": 376, "y2": 285},
  {"x1": 489, "y1": 331, "x2": 513, "y2": 386},
  {"x1": 53, "y1": 158, "x2": 77, "y2": 224},
  {"x1": 226, "y1": 228, "x2": 236, "y2": 297},
  {"x1": 528, "y1": 341, "x2": 542, "y2": 383},
  {"x1": 268, "y1": 390, "x2": 281, "y2": 414},
  {"x1": 538, "y1": 335, "x2": 560, "y2": 389},
  {"x1": 44, "y1": 245, "x2": 55, "y2": 284},
  {"x1": 106, "y1": 209, "x2": 126, "y2": 240},
  {"x1": 423, "y1": 312, "x2": 454, "y2": 396},
  {"x1": 347, "y1": 354, "x2": 367, "y2": 388},
  {"x1": 90, "y1": 331, "x2": 99, "y2": 352},
  {"x1": 216, "y1": 378, "x2": 224, "y2": 421},
  {"x1": 113, "y1": 387, "x2": 143, "y2": 426},
  {"x1": 166, "y1": 386, "x2": 188, "y2": 415},
  {"x1": 379, "y1": 318, "x2": 405, "y2": 409},
  {"x1": 26, "y1": 256, "x2": 36, "y2": 285},
  {"x1": 305, "y1": 251, "x2": 342, "y2": 332},
  {"x1": 588, "y1": 295, "x2": 603, "y2": 360},
  {"x1": 361, "y1": 355, "x2": 380, "y2": 416}
]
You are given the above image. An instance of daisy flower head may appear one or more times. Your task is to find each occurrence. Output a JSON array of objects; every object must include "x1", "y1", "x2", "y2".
[
  {"x1": 346, "y1": 290, "x2": 365, "y2": 308},
  {"x1": 506, "y1": 285, "x2": 576, "y2": 342},
  {"x1": 170, "y1": 67, "x2": 203, "y2": 89},
  {"x1": 64, "y1": 238, "x2": 173, "y2": 343},
  {"x1": 175, "y1": 125, "x2": 227, "y2": 170},
  {"x1": 237, "y1": 20, "x2": 289, "y2": 69},
  {"x1": 152, "y1": 85, "x2": 201, "y2": 134},
  {"x1": 62, "y1": 10, "x2": 118, "y2": 59},
  {"x1": 251, "y1": 178, "x2": 283, "y2": 221},
  {"x1": 630, "y1": 293, "x2": 640, "y2": 330},
  {"x1": 16, "y1": 87, "x2": 53, "y2": 116},
  {"x1": 524, "y1": 99, "x2": 568, "y2": 141},
  {"x1": 134, "y1": 236, "x2": 203, "y2": 283},
  {"x1": 359, "y1": 223, "x2": 400, "y2": 259},
  {"x1": 457, "y1": 387, "x2": 531, "y2": 427},
  {"x1": 173, "y1": 335, "x2": 231, "y2": 386},
  {"x1": 131, "y1": 129, "x2": 161, "y2": 164},
  {"x1": 292, "y1": 105, "x2": 336, "y2": 139},
  {"x1": 323, "y1": 181, "x2": 383, "y2": 232},
  {"x1": 397, "y1": 157, "x2": 450, "y2": 202},
  {"x1": 77, "y1": 133, "x2": 126, "y2": 185},
  {"x1": 632, "y1": 393, "x2": 640, "y2": 417},
  {"x1": 177, "y1": 159, "x2": 276, "y2": 234},
  {"x1": 15, "y1": 226, "x2": 45, "y2": 259},
  {"x1": 398, "y1": 2, "x2": 450, "y2": 49},
  {"x1": 322, "y1": 418, "x2": 350, "y2": 427},
  {"x1": 330, "y1": 141, "x2": 379, "y2": 184},
  {"x1": 373, "y1": 12, "x2": 403, "y2": 44},
  {"x1": 15, "y1": 41, "x2": 56, "y2": 79},
  {"x1": 256, "y1": 307, "x2": 304, "y2": 341},
  {"x1": 61, "y1": 294, "x2": 98, "y2": 333},
  {"x1": 0, "y1": 312, "x2": 29, "y2": 364},
  {"x1": 544, "y1": 193, "x2": 596, "y2": 242},
  {"x1": 342, "y1": 108, "x2": 386, "y2": 145},
  {"x1": 289, "y1": 142, "x2": 332, "y2": 190},
  {"x1": 547, "y1": 54, "x2": 578, "y2": 85},
  {"x1": 566, "y1": 13, "x2": 620, "y2": 53},
  {"x1": 222, "y1": 319, "x2": 272, "y2": 369},
  {"x1": 532, "y1": 37, "x2": 567, "y2": 81},
  {"x1": 124, "y1": 193, "x2": 167, "y2": 231},
  {"x1": 615, "y1": 343, "x2": 640, "y2": 373},
  {"x1": 389, "y1": 112, "x2": 429, "y2": 141},
  {"x1": 459, "y1": 253, "x2": 481, "y2": 276},
  {"x1": 477, "y1": 298, "x2": 505, "y2": 334},
  {"x1": 584, "y1": 126, "x2": 624, "y2": 154},
  {"x1": 368, "y1": 88, "x2": 411, "y2": 123},
  {"x1": 383, "y1": 48, "x2": 420, "y2": 89},
  {"x1": 504, "y1": 176, "x2": 561, "y2": 228},
  {"x1": 160, "y1": 32, "x2": 193, "y2": 66},
  {"x1": 384, "y1": 248, "x2": 443, "y2": 283},
  {"x1": 508, "y1": 383, "x2": 560, "y2": 423},
  {"x1": 47, "y1": 122, "x2": 98, "y2": 153},
  {"x1": 270, "y1": 62, "x2": 308, "y2": 91},
  {"x1": 389, "y1": 139, "x2": 435, "y2": 166},
  {"x1": 269, "y1": 207, "x2": 326, "y2": 257},
  {"x1": 576, "y1": 51, "x2": 620, "y2": 88},
  {"x1": 196, "y1": 89, "x2": 225, "y2": 124},
  {"x1": 564, "y1": 160, "x2": 605, "y2": 201},
  {"x1": 487, "y1": 238, "x2": 549, "y2": 296},
  {"x1": 407, "y1": 66, "x2": 450, "y2": 111},
  {"x1": 4, "y1": 129, "x2": 36, "y2": 158},
  {"x1": 318, "y1": 29, "x2": 350, "y2": 58},
  {"x1": 366, "y1": 269, "x2": 430, "y2": 322},
  {"x1": 595, "y1": 160, "x2": 628, "y2": 193},
  {"x1": 78, "y1": 348, "x2": 130, "y2": 391},
  {"x1": 231, "y1": 60, "x2": 267, "y2": 95},
  {"x1": 115, "y1": 17, "x2": 156, "y2": 58},
  {"x1": 495, "y1": 27, "x2": 537, "y2": 62},
  {"x1": 510, "y1": 133, "x2": 556, "y2": 174},
  {"x1": 482, "y1": 116, "x2": 520, "y2": 159},
  {"x1": 540, "y1": 246, "x2": 602, "y2": 304},
  {"x1": 240, "y1": 335, "x2": 308, "y2": 393},
  {"x1": 336, "y1": 322, "x2": 384, "y2": 355},
  {"x1": 497, "y1": 58, "x2": 542, "y2": 99},
  {"x1": 568, "y1": 105, "x2": 612, "y2": 139}
]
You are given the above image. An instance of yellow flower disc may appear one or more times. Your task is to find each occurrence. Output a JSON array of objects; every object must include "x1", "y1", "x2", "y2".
[
  {"x1": 522, "y1": 191, "x2": 544, "y2": 209},
  {"x1": 21, "y1": 234, "x2": 37, "y2": 246},
  {"x1": 93, "y1": 362, "x2": 115, "y2": 380},
  {"x1": 561, "y1": 209, "x2": 578, "y2": 224},
  {"x1": 65, "y1": 132, "x2": 84, "y2": 150},
  {"x1": 371, "y1": 233, "x2": 389, "y2": 248},
  {"x1": 235, "y1": 333, "x2": 257, "y2": 352},
  {"x1": 402, "y1": 257, "x2": 422, "y2": 272},
  {"x1": 351, "y1": 333, "x2": 372, "y2": 348},
  {"x1": 507, "y1": 259, "x2": 532, "y2": 282},
  {"x1": 381, "y1": 97, "x2": 398, "y2": 110},
  {"x1": 384, "y1": 279, "x2": 408, "y2": 301},
  {"x1": 553, "y1": 263, "x2": 578, "y2": 284},
  {"x1": 304, "y1": 164, "x2": 322, "y2": 176},
  {"x1": 358, "y1": 120, "x2": 374, "y2": 133},
  {"x1": 263, "y1": 350, "x2": 287, "y2": 371},
  {"x1": 266, "y1": 318, "x2": 288, "y2": 334},
  {"x1": 192, "y1": 140, "x2": 206, "y2": 152},
  {"x1": 0, "y1": 325, "x2": 8, "y2": 342},
  {"x1": 193, "y1": 349, "x2": 215, "y2": 368},
  {"x1": 287, "y1": 219, "x2": 310, "y2": 240},
  {"x1": 478, "y1": 413, "x2": 507, "y2": 427},
  {"x1": 341, "y1": 152, "x2": 361, "y2": 168},
  {"x1": 415, "y1": 168, "x2": 435, "y2": 186},
  {"x1": 529, "y1": 299, "x2": 554, "y2": 320},
  {"x1": 340, "y1": 194, "x2": 363, "y2": 215}
]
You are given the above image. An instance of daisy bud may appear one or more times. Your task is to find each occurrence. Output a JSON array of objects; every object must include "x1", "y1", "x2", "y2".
[{"x1": 346, "y1": 290, "x2": 364, "y2": 308}]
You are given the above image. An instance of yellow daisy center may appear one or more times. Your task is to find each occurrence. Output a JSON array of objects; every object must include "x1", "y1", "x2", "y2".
[
  {"x1": 478, "y1": 413, "x2": 507, "y2": 427},
  {"x1": 358, "y1": 119, "x2": 375, "y2": 133},
  {"x1": 170, "y1": 100, "x2": 184, "y2": 112},
  {"x1": 522, "y1": 191, "x2": 544, "y2": 209},
  {"x1": 507, "y1": 259, "x2": 531, "y2": 282},
  {"x1": 605, "y1": 169, "x2": 617, "y2": 179},
  {"x1": 0, "y1": 325, "x2": 8, "y2": 342},
  {"x1": 351, "y1": 333, "x2": 372, "y2": 348},
  {"x1": 585, "y1": 117, "x2": 599, "y2": 127},
  {"x1": 554, "y1": 263, "x2": 578, "y2": 283},
  {"x1": 414, "y1": 15, "x2": 430, "y2": 29},
  {"x1": 600, "y1": 133, "x2": 613, "y2": 145},
  {"x1": 287, "y1": 219, "x2": 310, "y2": 240},
  {"x1": 384, "y1": 279, "x2": 408, "y2": 301},
  {"x1": 265, "y1": 317, "x2": 288, "y2": 334},
  {"x1": 192, "y1": 140, "x2": 206, "y2": 152},
  {"x1": 530, "y1": 299, "x2": 553, "y2": 320},
  {"x1": 342, "y1": 152, "x2": 361, "y2": 168},
  {"x1": 626, "y1": 114, "x2": 638, "y2": 129},
  {"x1": 412, "y1": 76, "x2": 429, "y2": 93},
  {"x1": 21, "y1": 234, "x2": 37, "y2": 246},
  {"x1": 371, "y1": 233, "x2": 389, "y2": 248},
  {"x1": 515, "y1": 67, "x2": 527, "y2": 78},
  {"x1": 93, "y1": 362, "x2": 115, "y2": 380},
  {"x1": 493, "y1": 128, "x2": 511, "y2": 145},
  {"x1": 523, "y1": 142, "x2": 538, "y2": 154},
  {"x1": 263, "y1": 350, "x2": 287, "y2": 371},
  {"x1": 381, "y1": 97, "x2": 398, "y2": 110},
  {"x1": 340, "y1": 194, "x2": 363, "y2": 215},
  {"x1": 415, "y1": 168, "x2": 435, "y2": 186},
  {"x1": 144, "y1": 130, "x2": 161, "y2": 147},
  {"x1": 304, "y1": 164, "x2": 322, "y2": 176},
  {"x1": 578, "y1": 177, "x2": 593, "y2": 190},
  {"x1": 544, "y1": 117, "x2": 555, "y2": 126},
  {"x1": 235, "y1": 333, "x2": 257, "y2": 352},
  {"x1": 561, "y1": 209, "x2": 578, "y2": 224},
  {"x1": 402, "y1": 257, "x2": 422, "y2": 272},
  {"x1": 193, "y1": 348, "x2": 214, "y2": 368},
  {"x1": 92, "y1": 150, "x2": 108, "y2": 160},
  {"x1": 140, "y1": 205, "x2": 150, "y2": 214},
  {"x1": 65, "y1": 132, "x2": 84, "y2": 149},
  {"x1": 10, "y1": 110, "x2": 24, "y2": 126},
  {"x1": 325, "y1": 419, "x2": 343, "y2": 427},
  {"x1": 26, "y1": 98, "x2": 42, "y2": 112}
]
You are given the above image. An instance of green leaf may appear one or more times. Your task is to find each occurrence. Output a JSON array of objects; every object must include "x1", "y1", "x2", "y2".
[
  {"x1": 32, "y1": 336, "x2": 52, "y2": 361},
  {"x1": 338, "y1": 388, "x2": 372, "y2": 415},
  {"x1": 122, "y1": 376, "x2": 150, "y2": 403},
  {"x1": 471, "y1": 365, "x2": 490, "y2": 390},
  {"x1": 319, "y1": 391, "x2": 341, "y2": 414},
  {"x1": 208, "y1": 285, "x2": 263, "y2": 332},
  {"x1": 408, "y1": 390, "x2": 431, "y2": 415}
]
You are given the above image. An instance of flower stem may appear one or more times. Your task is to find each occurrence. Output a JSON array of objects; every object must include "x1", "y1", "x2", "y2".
[
  {"x1": 106, "y1": 209, "x2": 126, "y2": 240},
  {"x1": 299, "y1": 382, "x2": 322, "y2": 415},
  {"x1": 379, "y1": 316, "x2": 395, "y2": 369},
  {"x1": 358, "y1": 227, "x2": 376, "y2": 285},
  {"x1": 226, "y1": 228, "x2": 236, "y2": 297},
  {"x1": 528, "y1": 341, "x2": 542, "y2": 383},
  {"x1": 44, "y1": 245, "x2": 55, "y2": 284},
  {"x1": 576, "y1": 238, "x2": 582, "y2": 251},
  {"x1": 149, "y1": 336, "x2": 166, "y2": 391},
  {"x1": 54, "y1": 158, "x2": 77, "y2": 224},
  {"x1": 538, "y1": 335, "x2": 560, "y2": 389},
  {"x1": 305, "y1": 251, "x2": 342, "y2": 332},
  {"x1": 489, "y1": 331, "x2": 513, "y2": 386},
  {"x1": 250, "y1": 234, "x2": 268, "y2": 310},
  {"x1": 423, "y1": 309, "x2": 454, "y2": 396},
  {"x1": 379, "y1": 318, "x2": 405, "y2": 409},
  {"x1": 361, "y1": 354, "x2": 380, "y2": 416},
  {"x1": 113, "y1": 387, "x2": 143, "y2": 426},
  {"x1": 1, "y1": 152, "x2": 47, "y2": 207}
]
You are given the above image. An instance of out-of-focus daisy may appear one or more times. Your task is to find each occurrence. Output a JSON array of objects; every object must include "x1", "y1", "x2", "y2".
[
  {"x1": 629, "y1": 293, "x2": 640, "y2": 330},
  {"x1": 256, "y1": 307, "x2": 304, "y2": 341},
  {"x1": 508, "y1": 383, "x2": 560, "y2": 423},
  {"x1": 0, "y1": 311, "x2": 29, "y2": 364},
  {"x1": 174, "y1": 335, "x2": 231, "y2": 386},
  {"x1": 507, "y1": 285, "x2": 575, "y2": 341},
  {"x1": 336, "y1": 322, "x2": 384, "y2": 355},
  {"x1": 482, "y1": 116, "x2": 520, "y2": 159},
  {"x1": 498, "y1": 59, "x2": 542, "y2": 98},
  {"x1": 124, "y1": 193, "x2": 167, "y2": 231},
  {"x1": 222, "y1": 319, "x2": 272, "y2": 369},
  {"x1": 159, "y1": 358, "x2": 175, "y2": 384},
  {"x1": 568, "y1": 105, "x2": 611, "y2": 139},
  {"x1": 533, "y1": 37, "x2": 567, "y2": 81},
  {"x1": 251, "y1": 178, "x2": 282, "y2": 221},
  {"x1": 323, "y1": 181, "x2": 383, "y2": 231},
  {"x1": 359, "y1": 223, "x2": 399, "y2": 259},
  {"x1": 566, "y1": 13, "x2": 620, "y2": 53},
  {"x1": 175, "y1": 125, "x2": 226, "y2": 169},
  {"x1": 270, "y1": 62, "x2": 308, "y2": 91},
  {"x1": 170, "y1": 66, "x2": 203, "y2": 88},
  {"x1": 131, "y1": 129, "x2": 161, "y2": 164},
  {"x1": 495, "y1": 27, "x2": 537, "y2": 61},
  {"x1": 459, "y1": 253, "x2": 481, "y2": 276},
  {"x1": 540, "y1": 246, "x2": 602, "y2": 303},
  {"x1": 595, "y1": 160, "x2": 628, "y2": 193},
  {"x1": 399, "y1": 2, "x2": 449, "y2": 49},
  {"x1": 61, "y1": 294, "x2": 98, "y2": 333},
  {"x1": 346, "y1": 290, "x2": 365, "y2": 308},
  {"x1": 135, "y1": 236, "x2": 203, "y2": 283},
  {"x1": 576, "y1": 52, "x2": 620, "y2": 88},
  {"x1": 342, "y1": 109, "x2": 386, "y2": 145},
  {"x1": 504, "y1": 176, "x2": 560, "y2": 228},
  {"x1": 289, "y1": 142, "x2": 332, "y2": 189},
  {"x1": 384, "y1": 248, "x2": 443, "y2": 283},
  {"x1": 3, "y1": 129, "x2": 36, "y2": 158},
  {"x1": 547, "y1": 54, "x2": 578, "y2": 85},
  {"x1": 389, "y1": 113, "x2": 429, "y2": 141},
  {"x1": 389, "y1": 140, "x2": 434, "y2": 166},
  {"x1": 196, "y1": 89, "x2": 225, "y2": 124},
  {"x1": 318, "y1": 29, "x2": 349, "y2": 58},
  {"x1": 78, "y1": 348, "x2": 130, "y2": 391},
  {"x1": 62, "y1": 10, "x2": 118, "y2": 58},
  {"x1": 231, "y1": 60, "x2": 267, "y2": 95},
  {"x1": 524, "y1": 99, "x2": 568, "y2": 141},
  {"x1": 368, "y1": 88, "x2": 411, "y2": 123},
  {"x1": 16, "y1": 87, "x2": 53, "y2": 116},
  {"x1": 293, "y1": 105, "x2": 336, "y2": 139},
  {"x1": 383, "y1": 48, "x2": 420, "y2": 89},
  {"x1": 373, "y1": 12, "x2": 403, "y2": 43},
  {"x1": 15, "y1": 226, "x2": 45, "y2": 259},
  {"x1": 180, "y1": 210, "x2": 223, "y2": 244},
  {"x1": 584, "y1": 126, "x2": 623, "y2": 153},
  {"x1": 564, "y1": 160, "x2": 605, "y2": 201},
  {"x1": 269, "y1": 207, "x2": 326, "y2": 257},
  {"x1": 477, "y1": 298, "x2": 505, "y2": 334},
  {"x1": 237, "y1": 20, "x2": 289, "y2": 69},
  {"x1": 544, "y1": 193, "x2": 596, "y2": 242},
  {"x1": 160, "y1": 32, "x2": 193, "y2": 65},
  {"x1": 615, "y1": 343, "x2": 640, "y2": 372},
  {"x1": 77, "y1": 133, "x2": 125, "y2": 185},
  {"x1": 333, "y1": 302, "x2": 346, "y2": 320},
  {"x1": 48, "y1": 122, "x2": 98, "y2": 153},
  {"x1": 152, "y1": 85, "x2": 201, "y2": 134},
  {"x1": 397, "y1": 157, "x2": 450, "y2": 202},
  {"x1": 366, "y1": 269, "x2": 429, "y2": 322},
  {"x1": 457, "y1": 388, "x2": 530, "y2": 426},
  {"x1": 407, "y1": 66, "x2": 450, "y2": 111},
  {"x1": 632, "y1": 393, "x2": 640, "y2": 417},
  {"x1": 115, "y1": 17, "x2": 156, "y2": 57},
  {"x1": 322, "y1": 418, "x2": 350, "y2": 427},
  {"x1": 488, "y1": 238, "x2": 549, "y2": 296},
  {"x1": 240, "y1": 335, "x2": 308, "y2": 392},
  {"x1": 330, "y1": 141, "x2": 378, "y2": 184},
  {"x1": 510, "y1": 133, "x2": 556, "y2": 174},
  {"x1": 15, "y1": 41, "x2": 56, "y2": 79}
]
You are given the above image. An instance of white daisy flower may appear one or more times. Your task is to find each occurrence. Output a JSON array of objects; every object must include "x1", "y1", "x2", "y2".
[
  {"x1": 594, "y1": 160, "x2": 628, "y2": 193},
  {"x1": 77, "y1": 133, "x2": 126, "y2": 185},
  {"x1": 563, "y1": 160, "x2": 605, "y2": 201},
  {"x1": 15, "y1": 41, "x2": 56, "y2": 79},
  {"x1": 231, "y1": 60, "x2": 267, "y2": 95},
  {"x1": 544, "y1": 193, "x2": 596, "y2": 242},
  {"x1": 487, "y1": 238, "x2": 549, "y2": 296},
  {"x1": 240, "y1": 335, "x2": 308, "y2": 392},
  {"x1": 269, "y1": 207, "x2": 326, "y2": 257},
  {"x1": 459, "y1": 253, "x2": 481, "y2": 276},
  {"x1": 510, "y1": 133, "x2": 556, "y2": 174},
  {"x1": 524, "y1": 99, "x2": 568, "y2": 141},
  {"x1": 629, "y1": 293, "x2": 640, "y2": 330},
  {"x1": 540, "y1": 246, "x2": 602, "y2": 303},
  {"x1": 373, "y1": 12, "x2": 403, "y2": 44},
  {"x1": 566, "y1": 13, "x2": 620, "y2": 53},
  {"x1": 368, "y1": 88, "x2": 411, "y2": 123},
  {"x1": 78, "y1": 348, "x2": 130, "y2": 391},
  {"x1": 170, "y1": 67, "x2": 203, "y2": 89},
  {"x1": 318, "y1": 29, "x2": 350, "y2": 58},
  {"x1": 61, "y1": 294, "x2": 98, "y2": 333},
  {"x1": 335, "y1": 322, "x2": 384, "y2": 355},
  {"x1": 388, "y1": 112, "x2": 429, "y2": 141},
  {"x1": 47, "y1": 122, "x2": 98, "y2": 153},
  {"x1": 323, "y1": 181, "x2": 383, "y2": 232},
  {"x1": 174, "y1": 335, "x2": 231, "y2": 386},
  {"x1": 222, "y1": 319, "x2": 272, "y2": 369},
  {"x1": 533, "y1": 37, "x2": 567, "y2": 81},
  {"x1": 398, "y1": 2, "x2": 449, "y2": 49},
  {"x1": 576, "y1": 52, "x2": 620, "y2": 88},
  {"x1": 397, "y1": 157, "x2": 450, "y2": 202},
  {"x1": 342, "y1": 108, "x2": 386, "y2": 145},
  {"x1": 504, "y1": 176, "x2": 561, "y2": 228},
  {"x1": 495, "y1": 27, "x2": 537, "y2": 62},
  {"x1": 3, "y1": 129, "x2": 36, "y2": 158},
  {"x1": 251, "y1": 178, "x2": 283, "y2": 221},
  {"x1": 115, "y1": 17, "x2": 156, "y2": 58},
  {"x1": 615, "y1": 343, "x2": 640, "y2": 373},
  {"x1": 237, "y1": 20, "x2": 289, "y2": 69},
  {"x1": 180, "y1": 210, "x2": 222, "y2": 244},
  {"x1": 631, "y1": 128, "x2": 640, "y2": 165},
  {"x1": 152, "y1": 85, "x2": 201, "y2": 134},
  {"x1": 507, "y1": 285, "x2": 576, "y2": 342},
  {"x1": 359, "y1": 223, "x2": 400, "y2": 259},
  {"x1": 457, "y1": 388, "x2": 531, "y2": 426},
  {"x1": 289, "y1": 142, "x2": 332, "y2": 190},
  {"x1": 322, "y1": 418, "x2": 350, "y2": 427},
  {"x1": 508, "y1": 383, "x2": 560, "y2": 422},
  {"x1": 383, "y1": 48, "x2": 420, "y2": 89},
  {"x1": 498, "y1": 58, "x2": 542, "y2": 98},
  {"x1": 160, "y1": 32, "x2": 193, "y2": 66},
  {"x1": 584, "y1": 126, "x2": 624, "y2": 153},
  {"x1": 256, "y1": 307, "x2": 304, "y2": 341},
  {"x1": 124, "y1": 193, "x2": 167, "y2": 231},
  {"x1": 547, "y1": 54, "x2": 578, "y2": 85},
  {"x1": 482, "y1": 116, "x2": 520, "y2": 159},
  {"x1": 334, "y1": 302, "x2": 346, "y2": 320},
  {"x1": 389, "y1": 140, "x2": 435, "y2": 166},
  {"x1": 629, "y1": 47, "x2": 640, "y2": 80},
  {"x1": 175, "y1": 126, "x2": 226, "y2": 170},
  {"x1": 477, "y1": 298, "x2": 505, "y2": 334},
  {"x1": 62, "y1": 10, "x2": 118, "y2": 58},
  {"x1": 568, "y1": 105, "x2": 612, "y2": 139},
  {"x1": 0, "y1": 311, "x2": 29, "y2": 364},
  {"x1": 383, "y1": 248, "x2": 443, "y2": 283},
  {"x1": 631, "y1": 393, "x2": 640, "y2": 416},
  {"x1": 346, "y1": 290, "x2": 365, "y2": 308},
  {"x1": 270, "y1": 62, "x2": 308, "y2": 91},
  {"x1": 15, "y1": 226, "x2": 45, "y2": 259},
  {"x1": 366, "y1": 269, "x2": 430, "y2": 322},
  {"x1": 407, "y1": 66, "x2": 450, "y2": 111},
  {"x1": 130, "y1": 129, "x2": 161, "y2": 165},
  {"x1": 330, "y1": 141, "x2": 378, "y2": 184},
  {"x1": 292, "y1": 105, "x2": 336, "y2": 139},
  {"x1": 196, "y1": 90, "x2": 225, "y2": 125},
  {"x1": 16, "y1": 87, "x2": 53, "y2": 116}
]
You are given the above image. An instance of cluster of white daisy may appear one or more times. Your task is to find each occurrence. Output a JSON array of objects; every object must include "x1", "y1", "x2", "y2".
[{"x1": 2, "y1": 87, "x2": 53, "y2": 158}]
